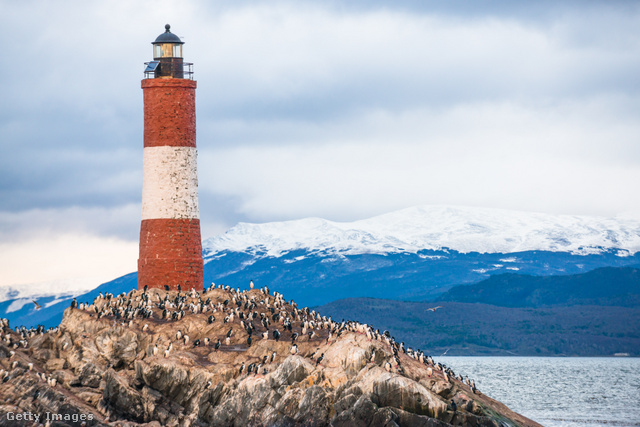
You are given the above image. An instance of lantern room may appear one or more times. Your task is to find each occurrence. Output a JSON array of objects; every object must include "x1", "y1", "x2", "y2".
[
  {"x1": 153, "y1": 24, "x2": 183, "y2": 59},
  {"x1": 144, "y1": 24, "x2": 193, "y2": 79}
]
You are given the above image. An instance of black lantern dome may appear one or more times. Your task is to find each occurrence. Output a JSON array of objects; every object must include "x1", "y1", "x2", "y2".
[
  {"x1": 154, "y1": 24, "x2": 184, "y2": 44},
  {"x1": 145, "y1": 24, "x2": 193, "y2": 79}
]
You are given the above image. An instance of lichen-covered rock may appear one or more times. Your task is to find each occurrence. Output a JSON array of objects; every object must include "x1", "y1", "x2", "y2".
[
  {"x1": 373, "y1": 373, "x2": 448, "y2": 418},
  {"x1": 44, "y1": 358, "x2": 65, "y2": 371},
  {"x1": 270, "y1": 356, "x2": 312, "y2": 387},
  {"x1": 95, "y1": 328, "x2": 139, "y2": 369},
  {"x1": 71, "y1": 362, "x2": 103, "y2": 388},
  {"x1": 103, "y1": 368, "x2": 146, "y2": 423}
]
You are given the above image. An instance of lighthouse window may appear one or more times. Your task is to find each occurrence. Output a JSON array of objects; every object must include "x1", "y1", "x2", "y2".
[
  {"x1": 154, "y1": 45, "x2": 162, "y2": 58},
  {"x1": 173, "y1": 45, "x2": 182, "y2": 58}
]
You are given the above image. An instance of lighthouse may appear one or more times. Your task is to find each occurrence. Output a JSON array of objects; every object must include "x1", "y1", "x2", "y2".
[{"x1": 138, "y1": 25, "x2": 203, "y2": 291}]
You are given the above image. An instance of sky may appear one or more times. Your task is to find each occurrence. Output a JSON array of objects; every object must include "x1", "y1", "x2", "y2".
[{"x1": 1, "y1": 0, "x2": 639, "y2": 296}]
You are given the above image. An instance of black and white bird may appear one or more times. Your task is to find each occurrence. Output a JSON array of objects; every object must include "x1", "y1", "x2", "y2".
[{"x1": 316, "y1": 353, "x2": 324, "y2": 366}]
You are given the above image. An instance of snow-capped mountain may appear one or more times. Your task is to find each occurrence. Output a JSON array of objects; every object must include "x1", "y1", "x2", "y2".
[
  {"x1": 204, "y1": 205, "x2": 640, "y2": 258},
  {"x1": 0, "y1": 277, "x2": 110, "y2": 308},
  {"x1": 4, "y1": 205, "x2": 640, "y2": 329}
]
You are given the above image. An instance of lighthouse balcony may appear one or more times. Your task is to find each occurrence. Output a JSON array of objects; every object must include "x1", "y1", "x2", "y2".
[{"x1": 144, "y1": 61, "x2": 194, "y2": 80}]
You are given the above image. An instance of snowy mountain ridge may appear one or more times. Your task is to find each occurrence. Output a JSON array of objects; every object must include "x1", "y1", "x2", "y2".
[{"x1": 203, "y1": 205, "x2": 640, "y2": 258}]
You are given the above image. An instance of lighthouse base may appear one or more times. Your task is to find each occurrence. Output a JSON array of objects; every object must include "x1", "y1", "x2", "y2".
[{"x1": 138, "y1": 218, "x2": 203, "y2": 291}]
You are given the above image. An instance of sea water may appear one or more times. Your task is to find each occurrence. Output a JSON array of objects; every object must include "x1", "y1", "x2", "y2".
[{"x1": 439, "y1": 357, "x2": 640, "y2": 427}]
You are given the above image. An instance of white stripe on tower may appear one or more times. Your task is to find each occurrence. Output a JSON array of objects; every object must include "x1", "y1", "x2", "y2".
[{"x1": 141, "y1": 146, "x2": 199, "y2": 220}]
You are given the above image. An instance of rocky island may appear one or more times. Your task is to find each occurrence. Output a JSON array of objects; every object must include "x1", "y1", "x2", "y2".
[{"x1": 0, "y1": 285, "x2": 540, "y2": 426}]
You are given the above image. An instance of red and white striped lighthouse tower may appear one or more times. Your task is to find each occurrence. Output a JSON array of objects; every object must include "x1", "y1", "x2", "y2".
[{"x1": 138, "y1": 25, "x2": 203, "y2": 291}]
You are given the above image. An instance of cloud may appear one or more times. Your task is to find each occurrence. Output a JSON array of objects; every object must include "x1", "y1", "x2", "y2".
[
  {"x1": 200, "y1": 96, "x2": 640, "y2": 221},
  {"x1": 0, "y1": 232, "x2": 138, "y2": 289},
  {"x1": 0, "y1": 205, "x2": 141, "y2": 242}
]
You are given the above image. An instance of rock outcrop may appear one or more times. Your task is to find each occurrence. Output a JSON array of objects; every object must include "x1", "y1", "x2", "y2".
[{"x1": 0, "y1": 287, "x2": 541, "y2": 426}]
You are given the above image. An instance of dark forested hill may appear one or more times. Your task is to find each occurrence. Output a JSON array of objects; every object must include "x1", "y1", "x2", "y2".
[
  {"x1": 316, "y1": 268, "x2": 640, "y2": 356},
  {"x1": 439, "y1": 267, "x2": 640, "y2": 307}
]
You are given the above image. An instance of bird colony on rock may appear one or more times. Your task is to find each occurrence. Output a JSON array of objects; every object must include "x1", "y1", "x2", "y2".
[{"x1": 0, "y1": 283, "x2": 540, "y2": 426}]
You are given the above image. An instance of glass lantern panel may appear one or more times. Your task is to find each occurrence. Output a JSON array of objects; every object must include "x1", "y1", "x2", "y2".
[
  {"x1": 172, "y1": 45, "x2": 182, "y2": 58},
  {"x1": 154, "y1": 45, "x2": 163, "y2": 58},
  {"x1": 161, "y1": 44, "x2": 172, "y2": 57}
]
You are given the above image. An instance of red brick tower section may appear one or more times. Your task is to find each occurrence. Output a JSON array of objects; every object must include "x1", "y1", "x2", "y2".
[{"x1": 138, "y1": 77, "x2": 204, "y2": 291}]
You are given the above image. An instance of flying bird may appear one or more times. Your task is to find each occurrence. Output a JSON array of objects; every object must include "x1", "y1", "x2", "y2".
[
  {"x1": 425, "y1": 306, "x2": 443, "y2": 312},
  {"x1": 32, "y1": 300, "x2": 42, "y2": 310}
]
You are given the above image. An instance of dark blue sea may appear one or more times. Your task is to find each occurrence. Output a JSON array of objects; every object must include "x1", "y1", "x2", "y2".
[{"x1": 440, "y1": 357, "x2": 640, "y2": 427}]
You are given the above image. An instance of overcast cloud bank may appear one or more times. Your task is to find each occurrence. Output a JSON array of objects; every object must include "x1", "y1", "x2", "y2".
[{"x1": 1, "y1": 0, "x2": 639, "y2": 290}]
